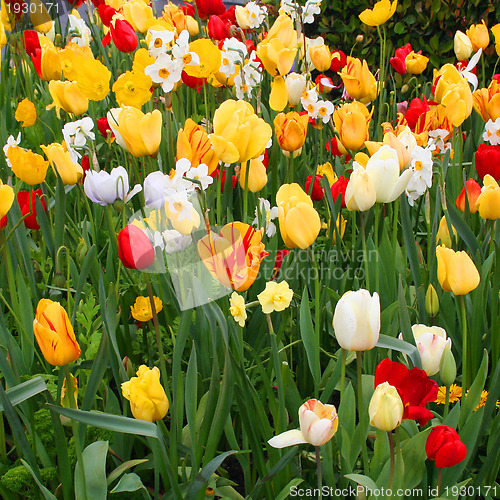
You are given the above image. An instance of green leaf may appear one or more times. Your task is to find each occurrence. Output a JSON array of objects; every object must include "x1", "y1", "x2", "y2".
[
  {"x1": 0, "y1": 377, "x2": 47, "y2": 411},
  {"x1": 345, "y1": 473, "x2": 378, "y2": 492},
  {"x1": 299, "y1": 287, "x2": 320, "y2": 385},
  {"x1": 107, "y1": 459, "x2": 149, "y2": 486},
  {"x1": 110, "y1": 473, "x2": 148, "y2": 497},
  {"x1": 21, "y1": 460, "x2": 57, "y2": 500},
  {"x1": 75, "y1": 441, "x2": 109, "y2": 500},
  {"x1": 275, "y1": 478, "x2": 304, "y2": 500},
  {"x1": 376, "y1": 334, "x2": 422, "y2": 369}
]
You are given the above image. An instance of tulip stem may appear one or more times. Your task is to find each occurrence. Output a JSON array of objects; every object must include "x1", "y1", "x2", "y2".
[
  {"x1": 388, "y1": 431, "x2": 395, "y2": 493},
  {"x1": 360, "y1": 213, "x2": 370, "y2": 290},
  {"x1": 267, "y1": 314, "x2": 286, "y2": 432},
  {"x1": 436, "y1": 467, "x2": 443, "y2": 496},
  {"x1": 356, "y1": 351, "x2": 369, "y2": 471},
  {"x1": 308, "y1": 246, "x2": 321, "y2": 397},
  {"x1": 315, "y1": 446, "x2": 323, "y2": 499},
  {"x1": 374, "y1": 204, "x2": 380, "y2": 293},
  {"x1": 458, "y1": 295, "x2": 469, "y2": 391},
  {"x1": 340, "y1": 349, "x2": 346, "y2": 399},
  {"x1": 443, "y1": 385, "x2": 450, "y2": 418}
]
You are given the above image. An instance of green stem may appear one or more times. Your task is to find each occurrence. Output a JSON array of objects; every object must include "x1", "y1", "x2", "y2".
[
  {"x1": 315, "y1": 446, "x2": 323, "y2": 499},
  {"x1": 374, "y1": 204, "x2": 380, "y2": 293},
  {"x1": 458, "y1": 295, "x2": 469, "y2": 390},
  {"x1": 360, "y1": 212, "x2": 370, "y2": 290},
  {"x1": 436, "y1": 467, "x2": 443, "y2": 496},
  {"x1": 340, "y1": 349, "x2": 346, "y2": 399},
  {"x1": 388, "y1": 431, "x2": 395, "y2": 493},
  {"x1": 267, "y1": 314, "x2": 286, "y2": 432},
  {"x1": 357, "y1": 351, "x2": 369, "y2": 471},
  {"x1": 308, "y1": 247, "x2": 321, "y2": 398},
  {"x1": 443, "y1": 385, "x2": 450, "y2": 418},
  {"x1": 242, "y1": 161, "x2": 249, "y2": 224}
]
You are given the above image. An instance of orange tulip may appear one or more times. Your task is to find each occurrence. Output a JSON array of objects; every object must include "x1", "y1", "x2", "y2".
[
  {"x1": 340, "y1": 57, "x2": 377, "y2": 102},
  {"x1": 333, "y1": 101, "x2": 372, "y2": 151},
  {"x1": 473, "y1": 79, "x2": 500, "y2": 122},
  {"x1": 274, "y1": 111, "x2": 309, "y2": 156}
]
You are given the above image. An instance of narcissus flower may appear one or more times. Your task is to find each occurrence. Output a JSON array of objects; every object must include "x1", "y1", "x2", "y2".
[
  {"x1": 198, "y1": 222, "x2": 267, "y2": 291},
  {"x1": 455, "y1": 178, "x2": 481, "y2": 213},
  {"x1": 0, "y1": 181, "x2": 14, "y2": 221},
  {"x1": 476, "y1": 174, "x2": 500, "y2": 220},
  {"x1": 7, "y1": 146, "x2": 49, "y2": 185},
  {"x1": 258, "y1": 280, "x2": 294, "y2": 314},
  {"x1": 108, "y1": 107, "x2": 162, "y2": 157},
  {"x1": 426, "y1": 425, "x2": 467, "y2": 468},
  {"x1": 118, "y1": 225, "x2": 155, "y2": 270},
  {"x1": 333, "y1": 289, "x2": 380, "y2": 351},
  {"x1": 130, "y1": 296, "x2": 163, "y2": 322},
  {"x1": 369, "y1": 382, "x2": 404, "y2": 431},
  {"x1": 268, "y1": 399, "x2": 339, "y2": 448},
  {"x1": 209, "y1": 100, "x2": 272, "y2": 164},
  {"x1": 333, "y1": 101, "x2": 372, "y2": 151},
  {"x1": 15, "y1": 98, "x2": 37, "y2": 127},
  {"x1": 33, "y1": 299, "x2": 81, "y2": 366},
  {"x1": 375, "y1": 358, "x2": 438, "y2": 426},
  {"x1": 276, "y1": 183, "x2": 321, "y2": 249},
  {"x1": 121, "y1": 365, "x2": 169, "y2": 422},
  {"x1": 359, "y1": 0, "x2": 397, "y2": 26},
  {"x1": 274, "y1": 111, "x2": 309, "y2": 156},
  {"x1": 436, "y1": 245, "x2": 480, "y2": 295},
  {"x1": 41, "y1": 143, "x2": 84, "y2": 185},
  {"x1": 229, "y1": 292, "x2": 246, "y2": 327}
]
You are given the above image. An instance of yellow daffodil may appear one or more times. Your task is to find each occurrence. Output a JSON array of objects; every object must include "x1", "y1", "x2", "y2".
[
  {"x1": 229, "y1": 292, "x2": 247, "y2": 327},
  {"x1": 15, "y1": 98, "x2": 37, "y2": 127},
  {"x1": 257, "y1": 281, "x2": 294, "y2": 314},
  {"x1": 75, "y1": 58, "x2": 111, "y2": 101}
]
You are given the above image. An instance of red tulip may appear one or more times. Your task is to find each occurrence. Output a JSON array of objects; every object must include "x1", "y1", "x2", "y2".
[
  {"x1": 475, "y1": 143, "x2": 500, "y2": 180},
  {"x1": 210, "y1": 168, "x2": 237, "y2": 191},
  {"x1": 98, "y1": 5, "x2": 117, "y2": 26},
  {"x1": 195, "y1": 0, "x2": 225, "y2": 19},
  {"x1": 374, "y1": 358, "x2": 438, "y2": 426},
  {"x1": 180, "y1": 2, "x2": 195, "y2": 16},
  {"x1": 97, "y1": 117, "x2": 114, "y2": 140},
  {"x1": 17, "y1": 189, "x2": 47, "y2": 230},
  {"x1": 390, "y1": 43, "x2": 412, "y2": 75},
  {"x1": 208, "y1": 15, "x2": 230, "y2": 40},
  {"x1": 405, "y1": 96, "x2": 430, "y2": 131},
  {"x1": 118, "y1": 225, "x2": 155, "y2": 270},
  {"x1": 220, "y1": 5, "x2": 236, "y2": 24},
  {"x1": 426, "y1": 425, "x2": 467, "y2": 468},
  {"x1": 65, "y1": 0, "x2": 85, "y2": 8},
  {"x1": 331, "y1": 175, "x2": 349, "y2": 208},
  {"x1": 272, "y1": 248, "x2": 290, "y2": 280},
  {"x1": 110, "y1": 18, "x2": 138, "y2": 53},
  {"x1": 181, "y1": 71, "x2": 205, "y2": 89},
  {"x1": 315, "y1": 75, "x2": 335, "y2": 93},
  {"x1": 330, "y1": 50, "x2": 347, "y2": 73},
  {"x1": 455, "y1": 178, "x2": 481, "y2": 213},
  {"x1": 305, "y1": 175, "x2": 324, "y2": 201},
  {"x1": 23, "y1": 30, "x2": 41, "y2": 58},
  {"x1": 325, "y1": 137, "x2": 351, "y2": 161}
]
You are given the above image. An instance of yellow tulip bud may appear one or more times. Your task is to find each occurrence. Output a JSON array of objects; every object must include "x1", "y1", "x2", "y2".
[
  {"x1": 405, "y1": 52, "x2": 429, "y2": 74},
  {"x1": 121, "y1": 365, "x2": 169, "y2": 422},
  {"x1": 454, "y1": 31, "x2": 473, "y2": 60},
  {"x1": 0, "y1": 180, "x2": 14, "y2": 220},
  {"x1": 309, "y1": 43, "x2": 331, "y2": 72},
  {"x1": 369, "y1": 382, "x2": 404, "y2": 431},
  {"x1": 476, "y1": 175, "x2": 500, "y2": 220},
  {"x1": 333, "y1": 100, "x2": 372, "y2": 152},
  {"x1": 436, "y1": 215, "x2": 456, "y2": 248}
]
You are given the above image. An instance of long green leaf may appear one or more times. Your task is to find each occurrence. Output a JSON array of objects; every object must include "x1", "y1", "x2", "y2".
[
  {"x1": 0, "y1": 377, "x2": 47, "y2": 411},
  {"x1": 21, "y1": 459, "x2": 57, "y2": 500},
  {"x1": 376, "y1": 335, "x2": 421, "y2": 369},
  {"x1": 75, "y1": 441, "x2": 108, "y2": 500},
  {"x1": 299, "y1": 287, "x2": 320, "y2": 385}
]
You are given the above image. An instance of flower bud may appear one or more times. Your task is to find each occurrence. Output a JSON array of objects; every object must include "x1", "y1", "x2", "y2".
[
  {"x1": 369, "y1": 382, "x2": 404, "y2": 431},
  {"x1": 425, "y1": 284, "x2": 439, "y2": 317},
  {"x1": 439, "y1": 346, "x2": 457, "y2": 387},
  {"x1": 454, "y1": 31, "x2": 473, "y2": 60}
]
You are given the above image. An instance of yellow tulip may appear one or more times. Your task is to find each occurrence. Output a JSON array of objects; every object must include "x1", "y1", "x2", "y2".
[
  {"x1": 0, "y1": 180, "x2": 14, "y2": 220},
  {"x1": 436, "y1": 245, "x2": 480, "y2": 295},
  {"x1": 309, "y1": 43, "x2": 331, "y2": 72},
  {"x1": 331, "y1": 214, "x2": 346, "y2": 245},
  {"x1": 121, "y1": 0, "x2": 154, "y2": 32},
  {"x1": 15, "y1": 98, "x2": 37, "y2": 127},
  {"x1": 340, "y1": 57, "x2": 378, "y2": 102},
  {"x1": 359, "y1": 0, "x2": 397, "y2": 27},
  {"x1": 239, "y1": 159, "x2": 268, "y2": 192},
  {"x1": 112, "y1": 71, "x2": 153, "y2": 109},
  {"x1": 36, "y1": 45, "x2": 62, "y2": 81},
  {"x1": 269, "y1": 75, "x2": 288, "y2": 112},
  {"x1": 492, "y1": 24, "x2": 500, "y2": 56},
  {"x1": 276, "y1": 183, "x2": 321, "y2": 249},
  {"x1": 436, "y1": 216, "x2": 457, "y2": 248},
  {"x1": 7, "y1": 146, "x2": 49, "y2": 185},
  {"x1": 476, "y1": 175, "x2": 500, "y2": 220},
  {"x1": 316, "y1": 162, "x2": 337, "y2": 186},
  {"x1": 130, "y1": 296, "x2": 163, "y2": 322},
  {"x1": 345, "y1": 167, "x2": 377, "y2": 211},
  {"x1": 466, "y1": 20, "x2": 490, "y2": 52},
  {"x1": 333, "y1": 101, "x2": 372, "y2": 151},
  {"x1": 369, "y1": 382, "x2": 404, "y2": 431},
  {"x1": 473, "y1": 79, "x2": 500, "y2": 122},
  {"x1": 41, "y1": 143, "x2": 84, "y2": 185},
  {"x1": 405, "y1": 52, "x2": 429, "y2": 74},
  {"x1": 33, "y1": 299, "x2": 81, "y2": 366},
  {"x1": 256, "y1": 14, "x2": 297, "y2": 77},
  {"x1": 209, "y1": 100, "x2": 272, "y2": 164},
  {"x1": 108, "y1": 106, "x2": 162, "y2": 157},
  {"x1": 274, "y1": 111, "x2": 309, "y2": 155},
  {"x1": 121, "y1": 365, "x2": 169, "y2": 422},
  {"x1": 46, "y1": 80, "x2": 89, "y2": 118},
  {"x1": 454, "y1": 31, "x2": 473, "y2": 60},
  {"x1": 176, "y1": 118, "x2": 219, "y2": 174},
  {"x1": 434, "y1": 64, "x2": 473, "y2": 127}
]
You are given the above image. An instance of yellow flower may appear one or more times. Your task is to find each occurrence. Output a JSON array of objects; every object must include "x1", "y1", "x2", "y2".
[
  {"x1": 340, "y1": 57, "x2": 378, "y2": 102},
  {"x1": 359, "y1": 0, "x2": 397, "y2": 27},
  {"x1": 276, "y1": 183, "x2": 321, "y2": 249},
  {"x1": 229, "y1": 292, "x2": 246, "y2": 327},
  {"x1": 492, "y1": 24, "x2": 500, "y2": 56},
  {"x1": 435, "y1": 385, "x2": 462, "y2": 404},
  {"x1": 121, "y1": 365, "x2": 169, "y2": 422},
  {"x1": 108, "y1": 107, "x2": 162, "y2": 157},
  {"x1": 121, "y1": 0, "x2": 155, "y2": 32},
  {"x1": 436, "y1": 245, "x2": 480, "y2": 295},
  {"x1": 316, "y1": 162, "x2": 337, "y2": 186},
  {"x1": 133, "y1": 47, "x2": 155, "y2": 74},
  {"x1": 59, "y1": 45, "x2": 94, "y2": 82},
  {"x1": 15, "y1": 98, "x2": 37, "y2": 127},
  {"x1": 46, "y1": 80, "x2": 89, "y2": 118},
  {"x1": 405, "y1": 52, "x2": 429, "y2": 74},
  {"x1": 309, "y1": 43, "x2": 332, "y2": 72},
  {"x1": 257, "y1": 281, "x2": 294, "y2": 314},
  {"x1": 41, "y1": 143, "x2": 84, "y2": 185},
  {"x1": 239, "y1": 159, "x2": 268, "y2": 192},
  {"x1": 35, "y1": 45, "x2": 62, "y2": 81},
  {"x1": 333, "y1": 100, "x2": 372, "y2": 151},
  {"x1": 436, "y1": 215, "x2": 457, "y2": 248},
  {"x1": 209, "y1": 100, "x2": 272, "y2": 164},
  {"x1": 183, "y1": 38, "x2": 221, "y2": 79},
  {"x1": 464, "y1": 389, "x2": 489, "y2": 411},
  {"x1": 130, "y1": 296, "x2": 163, "y2": 322},
  {"x1": 75, "y1": 58, "x2": 111, "y2": 101},
  {"x1": 369, "y1": 382, "x2": 404, "y2": 431},
  {"x1": 0, "y1": 180, "x2": 14, "y2": 220},
  {"x1": 7, "y1": 146, "x2": 49, "y2": 185},
  {"x1": 476, "y1": 175, "x2": 500, "y2": 220},
  {"x1": 466, "y1": 20, "x2": 490, "y2": 52},
  {"x1": 473, "y1": 79, "x2": 500, "y2": 122},
  {"x1": 274, "y1": 111, "x2": 309, "y2": 155},
  {"x1": 330, "y1": 215, "x2": 347, "y2": 245},
  {"x1": 113, "y1": 71, "x2": 153, "y2": 109}
]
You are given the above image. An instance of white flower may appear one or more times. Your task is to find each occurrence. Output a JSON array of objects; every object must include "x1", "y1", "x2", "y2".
[
  {"x1": 162, "y1": 229, "x2": 191, "y2": 254},
  {"x1": 148, "y1": 29, "x2": 175, "y2": 58},
  {"x1": 285, "y1": 73, "x2": 307, "y2": 106},
  {"x1": 405, "y1": 146, "x2": 433, "y2": 206},
  {"x1": 253, "y1": 198, "x2": 279, "y2": 237},
  {"x1": 303, "y1": 0, "x2": 321, "y2": 23},
  {"x1": 172, "y1": 30, "x2": 200, "y2": 67},
  {"x1": 84, "y1": 166, "x2": 142, "y2": 206},
  {"x1": 222, "y1": 37, "x2": 248, "y2": 66},
  {"x1": 219, "y1": 51, "x2": 236, "y2": 78},
  {"x1": 246, "y1": 1, "x2": 267, "y2": 28},
  {"x1": 63, "y1": 117, "x2": 95, "y2": 148},
  {"x1": 300, "y1": 87, "x2": 318, "y2": 113},
  {"x1": 3, "y1": 132, "x2": 21, "y2": 168},
  {"x1": 185, "y1": 163, "x2": 213, "y2": 190},
  {"x1": 68, "y1": 14, "x2": 91, "y2": 46},
  {"x1": 315, "y1": 100, "x2": 335, "y2": 123},
  {"x1": 144, "y1": 171, "x2": 175, "y2": 208},
  {"x1": 483, "y1": 117, "x2": 500, "y2": 145},
  {"x1": 458, "y1": 48, "x2": 481, "y2": 91},
  {"x1": 165, "y1": 189, "x2": 195, "y2": 222},
  {"x1": 170, "y1": 158, "x2": 195, "y2": 192},
  {"x1": 427, "y1": 129, "x2": 452, "y2": 154},
  {"x1": 145, "y1": 54, "x2": 183, "y2": 93}
]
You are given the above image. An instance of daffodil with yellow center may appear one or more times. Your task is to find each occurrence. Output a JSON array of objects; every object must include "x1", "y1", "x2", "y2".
[
  {"x1": 257, "y1": 281, "x2": 294, "y2": 314},
  {"x1": 229, "y1": 292, "x2": 247, "y2": 327}
]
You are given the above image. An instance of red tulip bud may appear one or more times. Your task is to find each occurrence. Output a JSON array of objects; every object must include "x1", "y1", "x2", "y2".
[{"x1": 118, "y1": 225, "x2": 155, "y2": 270}]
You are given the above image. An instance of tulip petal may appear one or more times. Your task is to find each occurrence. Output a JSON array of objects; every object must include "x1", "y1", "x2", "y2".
[
  {"x1": 387, "y1": 168, "x2": 413, "y2": 202},
  {"x1": 267, "y1": 429, "x2": 307, "y2": 448},
  {"x1": 269, "y1": 76, "x2": 288, "y2": 112},
  {"x1": 209, "y1": 134, "x2": 240, "y2": 164},
  {"x1": 283, "y1": 202, "x2": 321, "y2": 249},
  {"x1": 333, "y1": 299, "x2": 357, "y2": 350}
]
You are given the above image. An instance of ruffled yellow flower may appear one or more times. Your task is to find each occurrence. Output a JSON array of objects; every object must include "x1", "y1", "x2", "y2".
[
  {"x1": 130, "y1": 296, "x2": 163, "y2": 322},
  {"x1": 59, "y1": 44, "x2": 94, "y2": 81},
  {"x1": 121, "y1": 365, "x2": 169, "y2": 422},
  {"x1": 75, "y1": 58, "x2": 111, "y2": 101},
  {"x1": 7, "y1": 146, "x2": 49, "y2": 185},
  {"x1": 112, "y1": 71, "x2": 153, "y2": 109},
  {"x1": 46, "y1": 80, "x2": 89, "y2": 118},
  {"x1": 183, "y1": 38, "x2": 221, "y2": 79},
  {"x1": 257, "y1": 281, "x2": 294, "y2": 314},
  {"x1": 15, "y1": 98, "x2": 37, "y2": 127},
  {"x1": 133, "y1": 47, "x2": 155, "y2": 74},
  {"x1": 359, "y1": 0, "x2": 397, "y2": 27},
  {"x1": 229, "y1": 292, "x2": 247, "y2": 327}
]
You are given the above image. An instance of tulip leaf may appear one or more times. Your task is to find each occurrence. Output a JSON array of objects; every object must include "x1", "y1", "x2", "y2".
[
  {"x1": 345, "y1": 473, "x2": 378, "y2": 493},
  {"x1": 185, "y1": 450, "x2": 237, "y2": 500},
  {"x1": 75, "y1": 441, "x2": 108, "y2": 500},
  {"x1": 71, "y1": 244, "x2": 98, "y2": 324},
  {"x1": 445, "y1": 201, "x2": 480, "y2": 258},
  {"x1": 299, "y1": 287, "x2": 320, "y2": 386},
  {"x1": 376, "y1": 334, "x2": 421, "y2": 369},
  {"x1": 35, "y1": 196, "x2": 55, "y2": 260},
  {"x1": 459, "y1": 350, "x2": 488, "y2": 429},
  {"x1": 0, "y1": 376, "x2": 47, "y2": 411},
  {"x1": 275, "y1": 479, "x2": 304, "y2": 500},
  {"x1": 110, "y1": 473, "x2": 149, "y2": 497},
  {"x1": 107, "y1": 459, "x2": 149, "y2": 486},
  {"x1": 21, "y1": 460, "x2": 57, "y2": 500}
]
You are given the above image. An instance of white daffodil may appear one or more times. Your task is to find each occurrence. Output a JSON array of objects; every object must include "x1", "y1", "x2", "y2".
[
  {"x1": 405, "y1": 146, "x2": 433, "y2": 206},
  {"x1": 315, "y1": 100, "x2": 335, "y2": 124},
  {"x1": 68, "y1": 14, "x2": 91, "y2": 46},
  {"x1": 483, "y1": 117, "x2": 500, "y2": 145},
  {"x1": 172, "y1": 30, "x2": 200, "y2": 67},
  {"x1": 148, "y1": 29, "x2": 175, "y2": 58},
  {"x1": 253, "y1": 198, "x2": 279, "y2": 237},
  {"x1": 185, "y1": 163, "x2": 213, "y2": 191},
  {"x1": 303, "y1": 0, "x2": 321, "y2": 23},
  {"x1": 145, "y1": 54, "x2": 183, "y2": 93},
  {"x1": 63, "y1": 117, "x2": 95, "y2": 148},
  {"x1": 458, "y1": 48, "x2": 481, "y2": 91}
]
